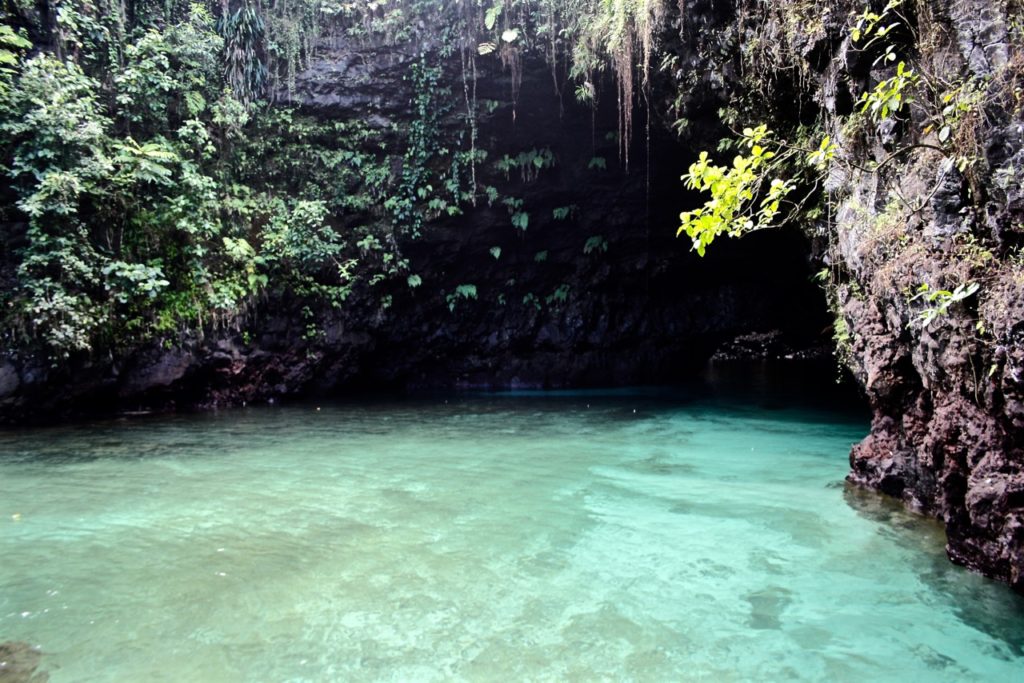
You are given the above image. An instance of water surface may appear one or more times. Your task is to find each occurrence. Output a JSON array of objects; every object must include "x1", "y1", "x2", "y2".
[{"x1": 2, "y1": 381, "x2": 1023, "y2": 681}]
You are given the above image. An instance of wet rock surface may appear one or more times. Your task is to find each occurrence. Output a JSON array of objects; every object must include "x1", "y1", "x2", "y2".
[
  {"x1": 803, "y1": 1, "x2": 1022, "y2": 590},
  {"x1": 846, "y1": 292, "x2": 1024, "y2": 591}
]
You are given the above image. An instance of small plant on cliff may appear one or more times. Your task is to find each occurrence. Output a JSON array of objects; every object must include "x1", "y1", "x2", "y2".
[
  {"x1": 552, "y1": 205, "x2": 576, "y2": 221},
  {"x1": 446, "y1": 283, "x2": 478, "y2": 312},
  {"x1": 494, "y1": 147, "x2": 555, "y2": 181},
  {"x1": 546, "y1": 283, "x2": 570, "y2": 305},
  {"x1": 511, "y1": 211, "x2": 530, "y2": 231},
  {"x1": 912, "y1": 282, "x2": 980, "y2": 328},
  {"x1": 583, "y1": 235, "x2": 608, "y2": 254},
  {"x1": 859, "y1": 61, "x2": 920, "y2": 123}
]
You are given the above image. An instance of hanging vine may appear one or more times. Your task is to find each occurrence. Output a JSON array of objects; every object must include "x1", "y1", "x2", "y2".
[{"x1": 217, "y1": 1, "x2": 268, "y2": 107}]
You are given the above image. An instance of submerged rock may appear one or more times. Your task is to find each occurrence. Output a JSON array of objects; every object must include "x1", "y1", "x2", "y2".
[
  {"x1": 710, "y1": 330, "x2": 830, "y2": 362},
  {"x1": 0, "y1": 642, "x2": 48, "y2": 683}
]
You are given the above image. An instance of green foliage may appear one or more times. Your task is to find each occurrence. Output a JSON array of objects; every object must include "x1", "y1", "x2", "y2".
[
  {"x1": 807, "y1": 136, "x2": 837, "y2": 170},
  {"x1": 583, "y1": 235, "x2": 607, "y2": 254},
  {"x1": 0, "y1": 0, "x2": 691, "y2": 354},
  {"x1": 859, "y1": 61, "x2": 919, "y2": 122},
  {"x1": 0, "y1": 23, "x2": 30, "y2": 88},
  {"x1": 678, "y1": 126, "x2": 794, "y2": 256},
  {"x1": 385, "y1": 55, "x2": 463, "y2": 237},
  {"x1": 103, "y1": 261, "x2": 171, "y2": 303},
  {"x1": 912, "y1": 282, "x2": 980, "y2": 328},
  {"x1": 139, "y1": 9, "x2": 221, "y2": 118},
  {"x1": 446, "y1": 283, "x2": 478, "y2": 311},
  {"x1": 850, "y1": 0, "x2": 905, "y2": 46},
  {"x1": 935, "y1": 80, "x2": 984, "y2": 144},
  {"x1": 574, "y1": 82, "x2": 594, "y2": 103},
  {"x1": 546, "y1": 283, "x2": 569, "y2": 304},
  {"x1": 218, "y1": 2, "x2": 268, "y2": 106},
  {"x1": 494, "y1": 147, "x2": 555, "y2": 181},
  {"x1": 0, "y1": 1, "x2": 440, "y2": 355},
  {"x1": 484, "y1": 5, "x2": 502, "y2": 31},
  {"x1": 552, "y1": 205, "x2": 576, "y2": 220},
  {"x1": 832, "y1": 315, "x2": 852, "y2": 366},
  {"x1": 0, "y1": 0, "x2": 710, "y2": 358},
  {"x1": 1, "y1": 55, "x2": 115, "y2": 351},
  {"x1": 511, "y1": 211, "x2": 530, "y2": 231},
  {"x1": 500, "y1": 196, "x2": 530, "y2": 231}
]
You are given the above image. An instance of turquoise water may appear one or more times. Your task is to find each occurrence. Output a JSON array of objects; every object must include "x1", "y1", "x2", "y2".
[{"x1": 1, "y1": 385, "x2": 1023, "y2": 681}]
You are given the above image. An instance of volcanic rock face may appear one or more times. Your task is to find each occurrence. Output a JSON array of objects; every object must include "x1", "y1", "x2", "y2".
[
  {"x1": 655, "y1": 0, "x2": 1023, "y2": 589},
  {"x1": 837, "y1": 9, "x2": 1024, "y2": 591},
  {"x1": 844, "y1": 271, "x2": 1024, "y2": 590}
]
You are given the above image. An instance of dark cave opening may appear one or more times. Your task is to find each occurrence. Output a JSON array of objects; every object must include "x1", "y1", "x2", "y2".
[{"x1": 340, "y1": 58, "x2": 837, "y2": 392}]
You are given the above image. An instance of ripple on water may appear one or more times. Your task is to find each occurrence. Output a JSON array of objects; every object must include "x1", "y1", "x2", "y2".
[{"x1": 1, "y1": 391, "x2": 1023, "y2": 682}]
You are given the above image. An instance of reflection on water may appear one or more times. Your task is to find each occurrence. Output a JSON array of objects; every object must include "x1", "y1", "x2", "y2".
[
  {"x1": 843, "y1": 486, "x2": 1024, "y2": 660},
  {"x1": 1, "y1": 376, "x2": 1023, "y2": 681}
]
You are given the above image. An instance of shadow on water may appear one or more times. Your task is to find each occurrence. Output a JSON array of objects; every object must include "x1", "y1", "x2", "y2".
[
  {"x1": 0, "y1": 412, "x2": 259, "y2": 466},
  {"x1": 745, "y1": 586, "x2": 794, "y2": 630},
  {"x1": 455, "y1": 358, "x2": 869, "y2": 425},
  {"x1": 844, "y1": 484, "x2": 1024, "y2": 658},
  {"x1": 700, "y1": 358, "x2": 869, "y2": 416},
  {"x1": 0, "y1": 357, "x2": 869, "y2": 468}
]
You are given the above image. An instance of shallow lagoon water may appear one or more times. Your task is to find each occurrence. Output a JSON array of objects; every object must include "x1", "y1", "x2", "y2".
[{"x1": 2, "y1": 381, "x2": 1023, "y2": 681}]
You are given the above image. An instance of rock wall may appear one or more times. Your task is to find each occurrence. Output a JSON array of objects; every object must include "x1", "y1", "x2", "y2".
[
  {"x1": 837, "y1": 3, "x2": 1024, "y2": 592},
  {"x1": 660, "y1": 0, "x2": 1023, "y2": 589},
  {"x1": 0, "y1": 28, "x2": 831, "y2": 423}
]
